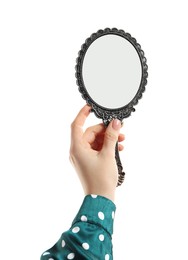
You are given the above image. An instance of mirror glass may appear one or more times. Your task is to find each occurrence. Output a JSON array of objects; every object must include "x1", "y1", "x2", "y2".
[{"x1": 82, "y1": 34, "x2": 142, "y2": 109}]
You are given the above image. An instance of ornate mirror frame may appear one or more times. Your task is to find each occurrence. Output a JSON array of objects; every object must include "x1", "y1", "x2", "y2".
[{"x1": 75, "y1": 28, "x2": 148, "y2": 125}]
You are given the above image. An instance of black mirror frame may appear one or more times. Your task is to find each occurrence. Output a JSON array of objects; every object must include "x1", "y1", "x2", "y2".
[{"x1": 75, "y1": 27, "x2": 148, "y2": 125}]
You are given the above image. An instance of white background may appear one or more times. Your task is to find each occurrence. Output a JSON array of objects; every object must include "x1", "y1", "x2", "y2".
[{"x1": 0, "y1": 1, "x2": 188, "y2": 259}]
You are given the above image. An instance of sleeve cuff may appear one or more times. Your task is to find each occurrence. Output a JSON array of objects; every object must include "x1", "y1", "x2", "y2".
[{"x1": 71, "y1": 194, "x2": 116, "y2": 236}]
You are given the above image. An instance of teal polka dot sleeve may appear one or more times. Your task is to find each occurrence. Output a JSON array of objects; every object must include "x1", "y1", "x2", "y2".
[{"x1": 41, "y1": 195, "x2": 116, "y2": 260}]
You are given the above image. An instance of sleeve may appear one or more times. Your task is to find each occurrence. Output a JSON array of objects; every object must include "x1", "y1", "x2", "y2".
[{"x1": 40, "y1": 194, "x2": 116, "y2": 260}]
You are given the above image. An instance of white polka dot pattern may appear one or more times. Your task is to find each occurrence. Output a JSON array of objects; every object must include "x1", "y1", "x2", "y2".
[
  {"x1": 62, "y1": 240, "x2": 66, "y2": 247},
  {"x1": 67, "y1": 252, "x2": 75, "y2": 259},
  {"x1": 72, "y1": 226, "x2": 80, "y2": 233},
  {"x1": 82, "y1": 242, "x2": 90, "y2": 250},
  {"x1": 81, "y1": 215, "x2": 87, "y2": 222},
  {"x1": 99, "y1": 234, "x2": 105, "y2": 241},
  {"x1": 41, "y1": 195, "x2": 116, "y2": 260},
  {"x1": 105, "y1": 254, "x2": 110, "y2": 260},
  {"x1": 43, "y1": 252, "x2": 50, "y2": 255},
  {"x1": 91, "y1": 194, "x2": 98, "y2": 198},
  {"x1": 98, "y1": 211, "x2": 105, "y2": 220}
]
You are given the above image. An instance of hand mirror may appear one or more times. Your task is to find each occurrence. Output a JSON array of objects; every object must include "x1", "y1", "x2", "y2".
[{"x1": 75, "y1": 28, "x2": 148, "y2": 186}]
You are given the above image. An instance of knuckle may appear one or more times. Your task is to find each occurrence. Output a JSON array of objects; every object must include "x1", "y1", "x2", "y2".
[
  {"x1": 105, "y1": 131, "x2": 117, "y2": 142},
  {"x1": 70, "y1": 120, "x2": 76, "y2": 130},
  {"x1": 87, "y1": 126, "x2": 94, "y2": 133}
]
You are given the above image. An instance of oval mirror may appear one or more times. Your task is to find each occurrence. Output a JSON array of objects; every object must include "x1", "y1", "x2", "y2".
[{"x1": 75, "y1": 28, "x2": 148, "y2": 186}]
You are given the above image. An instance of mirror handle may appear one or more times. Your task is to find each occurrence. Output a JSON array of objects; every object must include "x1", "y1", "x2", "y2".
[
  {"x1": 115, "y1": 142, "x2": 125, "y2": 186},
  {"x1": 103, "y1": 119, "x2": 125, "y2": 186}
]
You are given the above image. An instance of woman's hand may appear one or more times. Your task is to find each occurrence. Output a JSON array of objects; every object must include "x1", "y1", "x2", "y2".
[{"x1": 70, "y1": 105, "x2": 125, "y2": 202}]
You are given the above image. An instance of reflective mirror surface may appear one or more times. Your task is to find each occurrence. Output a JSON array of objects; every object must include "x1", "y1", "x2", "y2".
[{"x1": 82, "y1": 34, "x2": 142, "y2": 109}]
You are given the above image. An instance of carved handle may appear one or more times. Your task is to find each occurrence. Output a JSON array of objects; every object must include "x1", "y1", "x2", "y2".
[
  {"x1": 103, "y1": 119, "x2": 125, "y2": 186},
  {"x1": 115, "y1": 142, "x2": 125, "y2": 186}
]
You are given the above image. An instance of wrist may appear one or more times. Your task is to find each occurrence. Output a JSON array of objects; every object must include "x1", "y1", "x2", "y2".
[{"x1": 85, "y1": 190, "x2": 115, "y2": 202}]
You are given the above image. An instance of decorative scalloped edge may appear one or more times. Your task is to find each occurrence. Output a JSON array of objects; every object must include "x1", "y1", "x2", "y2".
[{"x1": 75, "y1": 27, "x2": 148, "y2": 125}]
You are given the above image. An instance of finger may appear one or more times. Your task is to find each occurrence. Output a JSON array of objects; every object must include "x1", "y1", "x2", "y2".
[
  {"x1": 102, "y1": 119, "x2": 121, "y2": 155},
  {"x1": 91, "y1": 137, "x2": 124, "y2": 152},
  {"x1": 84, "y1": 123, "x2": 105, "y2": 143},
  {"x1": 118, "y1": 133, "x2": 125, "y2": 142},
  {"x1": 71, "y1": 105, "x2": 91, "y2": 140},
  {"x1": 118, "y1": 144, "x2": 124, "y2": 151}
]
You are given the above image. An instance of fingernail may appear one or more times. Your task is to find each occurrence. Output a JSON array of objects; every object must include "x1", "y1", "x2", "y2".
[{"x1": 112, "y1": 119, "x2": 121, "y2": 130}]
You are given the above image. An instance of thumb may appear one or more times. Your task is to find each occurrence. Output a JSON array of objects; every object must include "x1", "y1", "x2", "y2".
[{"x1": 102, "y1": 119, "x2": 121, "y2": 155}]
